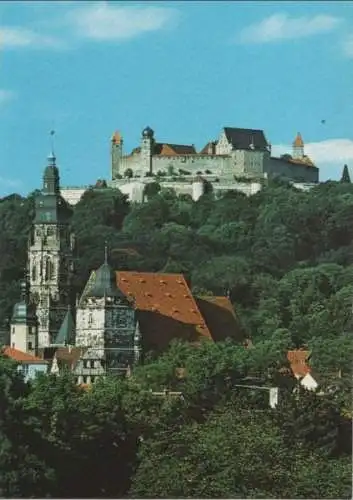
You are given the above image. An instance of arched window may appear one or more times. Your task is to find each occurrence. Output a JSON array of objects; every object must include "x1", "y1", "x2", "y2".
[
  {"x1": 31, "y1": 264, "x2": 37, "y2": 282},
  {"x1": 45, "y1": 259, "x2": 54, "y2": 281}
]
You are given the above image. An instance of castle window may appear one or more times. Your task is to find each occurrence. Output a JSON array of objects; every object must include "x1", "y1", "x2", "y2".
[
  {"x1": 88, "y1": 313, "x2": 93, "y2": 325},
  {"x1": 28, "y1": 342, "x2": 33, "y2": 350},
  {"x1": 32, "y1": 265, "x2": 37, "y2": 282}
]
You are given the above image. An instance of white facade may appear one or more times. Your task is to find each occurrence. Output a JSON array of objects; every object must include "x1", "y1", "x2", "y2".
[
  {"x1": 10, "y1": 323, "x2": 37, "y2": 355},
  {"x1": 60, "y1": 187, "x2": 87, "y2": 206},
  {"x1": 75, "y1": 298, "x2": 106, "y2": 358},
  {"x1": 300, "y1": 373, "x2": 319, "y2": 391}
]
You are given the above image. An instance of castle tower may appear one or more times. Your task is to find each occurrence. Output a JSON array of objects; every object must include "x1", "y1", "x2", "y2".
[
  {"x1": 111, "y1": 131, "x2": 123, "y2": 180},
  {"x1": 75, "y1": 245, "x2": 138, "y2": 375},
  {"x1": 141, "y1": 126, "x2": 154, "y2": 175},
  {"x1": 10, "y1": 276, "x2": 38, "y2": 355},
  {"x1": 28, "y1": 151, "x2": 74, "y2": 347},
  {"x1": 292, "y1": 132, "x2": 304, "y2": 160}
]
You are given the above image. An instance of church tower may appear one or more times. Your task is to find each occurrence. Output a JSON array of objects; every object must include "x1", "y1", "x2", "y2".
[
  {"x1": 141, "y1": 126, "x2": 154, "y2": 175},
  {"x1": 28, "y1": 150, "x2": 74, "y2": 347},
  {"x1": 10, "y1": 276, "x2": 38, "y2": 355},
  {"x1": 111, "y1": 131, "x2": 123, "y2": 180},
  {"x1": 292, "y1": 132, "x2": 304, "y2": 160}
]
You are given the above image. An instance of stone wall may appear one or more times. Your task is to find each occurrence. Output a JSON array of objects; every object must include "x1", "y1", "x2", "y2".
[{"x1": 265, "y1": 157, "x2": 319, "y2": 183}]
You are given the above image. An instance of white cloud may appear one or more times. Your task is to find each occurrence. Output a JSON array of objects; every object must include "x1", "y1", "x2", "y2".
[
  {"x1": 68, "y1": 2, "x2": 177, "y2": 41},
  {"x1": 273, "y1": 139, "x2": 353, "y2": 165},
  {"x1": 342, "y1": 34, "x2": 353, "y2": 58},
  {"x1": 0, "y1": 26, "x2": 65, "y2": 49},
  {"x1": 0, "y1": 89, "x2": 15, "y2": 105},
  {"x1": 239, "y1": 13, "x2": 340, "y2": 44},
  {"x1": 272, "y1": 139, "x2": 353, "y2": 181}
]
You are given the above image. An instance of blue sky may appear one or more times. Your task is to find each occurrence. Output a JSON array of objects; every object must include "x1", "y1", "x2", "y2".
[{"x1": 0, "y1": 0, "x2": 353, "y2": 196}]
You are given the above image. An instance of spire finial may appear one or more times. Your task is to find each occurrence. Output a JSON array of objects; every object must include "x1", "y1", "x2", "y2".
[
  {"x1": 50, "y1": 130, "x2": 55, "y2": 155},
  {"x1": 48, "y1": 130, "x2": 56, "y2": 165},
  {"x1": 104, "y1": 241, "x2": 108, "y2": 264}
]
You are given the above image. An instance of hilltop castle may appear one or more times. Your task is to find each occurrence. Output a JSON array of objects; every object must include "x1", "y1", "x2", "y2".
[
  {"x1": 111, "y1": 126, "x2": 318, "y2": 183},
  {"x1": 59, "y1": 127, "x2": 319, "y2": 207}
]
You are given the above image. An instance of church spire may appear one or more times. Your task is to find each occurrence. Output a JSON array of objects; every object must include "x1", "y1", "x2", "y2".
[
  {"x1": 104, "y1": 240, "x2": 109, "y2": 264},
  {"x1": 43, "y1": 131, "x2": 60, "y2": 194}
]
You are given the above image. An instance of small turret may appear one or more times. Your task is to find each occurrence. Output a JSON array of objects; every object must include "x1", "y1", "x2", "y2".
[
  {"x1": 141, "y1": 126, "x2": 154, "y2": 175},
  {"x1": 142, "y1": 126, "x2": 154, "y2": 139},
  {"x1": 292, "y1": 132, "x2": 304, "y2": 160}
]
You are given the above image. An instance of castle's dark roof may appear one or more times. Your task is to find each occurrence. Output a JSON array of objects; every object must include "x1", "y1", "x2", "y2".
[{"x1": 223, "y1": 127, "x2": 268, "y2": 151}]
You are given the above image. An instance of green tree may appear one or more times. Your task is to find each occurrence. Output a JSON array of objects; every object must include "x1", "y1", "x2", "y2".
[{"x1": 0, "y1": 355, "x2": 55, "y2": 498}]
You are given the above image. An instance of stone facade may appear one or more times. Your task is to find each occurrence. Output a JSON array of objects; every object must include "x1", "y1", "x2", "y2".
[
  {"x1": 28, "y1": 153, "x2": 75, "y2": 347},
  {"x1": 75, "y1": 258, "x2": 140, "y2": 374}
]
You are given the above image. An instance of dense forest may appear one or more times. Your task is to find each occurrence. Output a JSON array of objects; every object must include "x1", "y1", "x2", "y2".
[{"x1": 0, "y1": 178, "x2": 352, "y2": 497}]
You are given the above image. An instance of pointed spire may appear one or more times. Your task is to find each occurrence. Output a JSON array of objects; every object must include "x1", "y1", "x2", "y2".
[
  {"x1": 48, "y1": 130, "x2": 56, "y2": 166},
  {"x1": 104, "y1": 241, "x2": 108, "y2": 264},
  {"x1": 340, "y1": 164, "x2": 351, "y2": 183},
  {"x1": 293, "y1": 132, "x2": 304, "y2": 148}
]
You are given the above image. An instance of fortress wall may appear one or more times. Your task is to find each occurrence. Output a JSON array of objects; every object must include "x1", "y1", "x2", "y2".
[
  {"x1": 151, "y1": 154, "x2": 231, "y2": 175},
  {"x1": 265, "y1": 158, "x2": 319, "y2": 183}
]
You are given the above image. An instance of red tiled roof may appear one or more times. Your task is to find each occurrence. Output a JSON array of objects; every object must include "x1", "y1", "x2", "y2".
[
  {"x1": 154, "y1": 143, "x2": 196, "y2": 156},
  {"x1": 2, "y1": 346, "x2": 48, "y2": 364},
  {"x1": 287, "y1": 350, "x2": 311, "y2": 378},
  {"x1": 54, "y1": 347, "x2": 85, "y2": 369},
  {"x1": 291, "y1": 363, "x2": 311, "y2": 377},
  {"x1": 195, "y1": 295, "x2": 244, "y2": 342},
  {"x1": 117, "y1": 272, "x2": 212, "y2": 351},
  {"x1": 200, "y1": 141, "x2": 216, "y2": 154}
]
